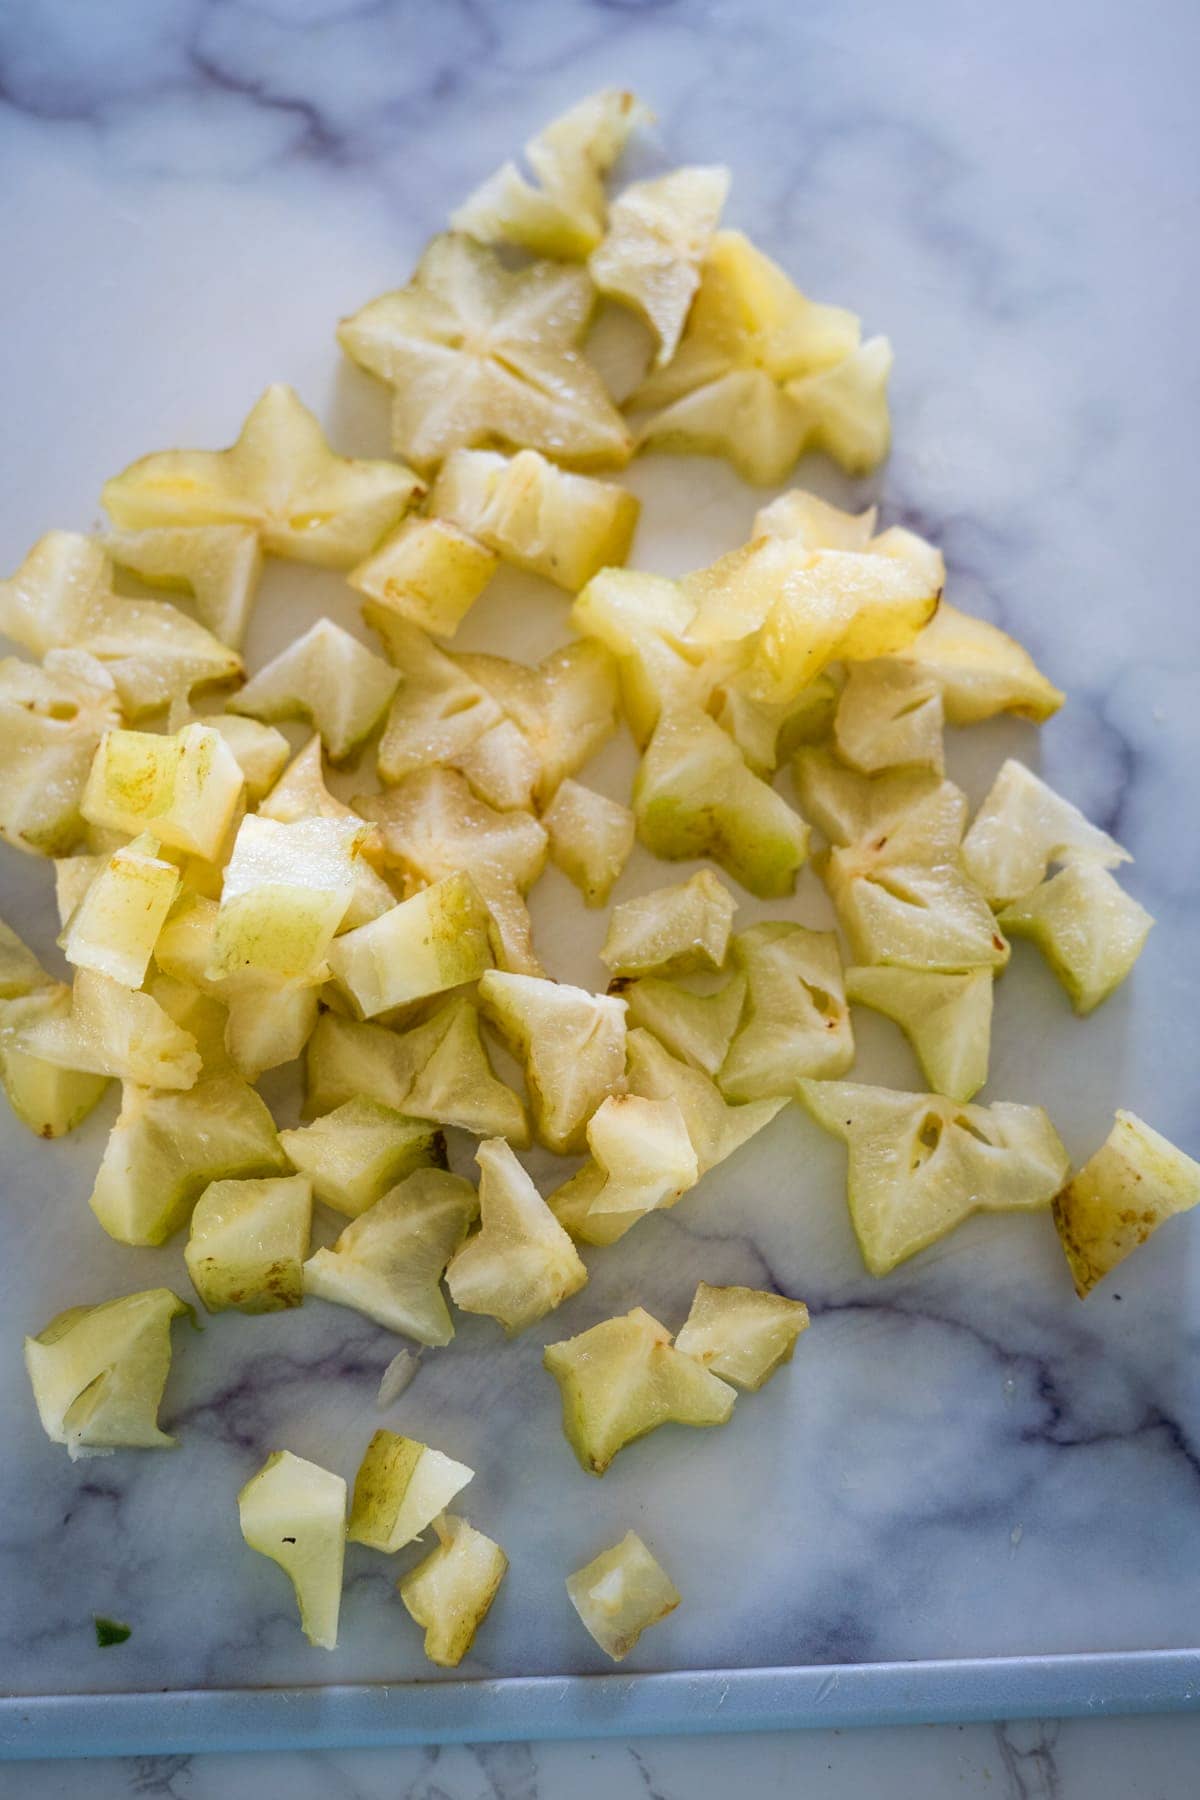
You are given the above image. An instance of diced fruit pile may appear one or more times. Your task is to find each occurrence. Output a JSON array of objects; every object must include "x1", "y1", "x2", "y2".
[{"x1": 5, "y1": 90, "x2": 1198, "y2": 1668}]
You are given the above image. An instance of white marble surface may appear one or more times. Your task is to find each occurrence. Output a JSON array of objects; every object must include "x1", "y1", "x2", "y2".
[{"x1": 2, "y1": 0, "x2": 1199, "y2": 1789}]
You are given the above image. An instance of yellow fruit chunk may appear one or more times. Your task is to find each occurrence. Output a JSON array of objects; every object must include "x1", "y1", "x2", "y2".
[
  {"x1": 452, "y1": 88, "x2": 648, "y2": 259},
  {"x1": 58, "y1": 834, "x2": 180, "y2": 988},
  {"x1": 626, "y1": 1027, "x2": 786, "y2": 1176},
  {"x1": 302, "y1": 1167, "x2": 478, "y2": 1344},
  {"x1": 198, "y1": 715, "x2": 290, "y2": 802},
  {"x1": 591, "y1": 165, "x2": 730, "y2": 366},
  {"x1": 279, "y1": 1097, "x2": 446, "y2": 1219},
  {"x1": 328, "y1": 872, "x2": 494, "y2": 1019},
  {"x1": 454, "y1": 639, "x2": 620, "y2": 806},
  {"x1": 961, "y1": 759, "x2": 1130, "y2": 907},
  {"x1": 0, "y1": 987, "x2": 110, "y2": 1138},
  {"x1": 573, "y1": 1094, "x2": 699, "y2": 1246},
  {"x1": 106, "y1": 524, "x2": 263, "y2": 648},
  {"x1": 890, "y1": 603, "x2": 1064, "y2": 725},
  {"x1": 254, "y1": 736, "x2": 394, "y2": 929},
  {"x1": 571, "y1": 566, "x2": 718, "y2": 748},
  {"x1": 349, "y1": 516, "x2": 496, "y2": 638},
  {"x1": 82, "y1": 722, "x2": 245, "y2": 861},
  {"x1": 999, "y1": 864, "x2": 1152, "y2": 1015},
  {"x1": 238, "y1": 1451, "x2": 346, "y2": 1649},
  {"x1": 348, "y1": 1431, "x2": 473, "y2": 1552},
  {"x1": 799, "y1": 1080, "x2": 1069, "y2": 1276},
  {"x1": 478, "y1": 970, "x2": 626, "y2": 1154},
  {"x1": 432, "y1": 448, "x2": 639, "y2": 593},
  {"x1": 338, "y1": 233, "x2": 631, "y2": 472},
  {"x1": 90, "y1": 1072, "x2": 286, "y2": 1246},
  {"x1": 718, "y1": 923, "x2": 853, "y2": 1099},
  {"x1": 14, "y1": 968, "x2": 200, "y2": 1091},
  {"x1": 25, "y1": 1288, "x2": 189, "y2": 1457},
  {"x1": 445, "y1": 1138, "x2": 587, "y2": 1333},
  {"x1": 0, "y1": 651, "x2": 121, "y2": 858},
  {"x1": 633, "y1": 708, "x2": 809, "y2": 898},
  {"x1": 601, "y1": 869, "x2": 736, "y2": 979},
  {"x1": 616, "y1": 973, "x2": 746, "y2": 1079},
  {"x1": 567, "y1": 1531, "x2": 680, "y2": 1662},
  {"x1": 543, "y1": 779, "x2": 634, "y2": 907},
  {"x1": 834, "y1": 660, "x2": 944, "y2": 776},
  {"x1": 185, "y1": 1174, "x2": 312, "y2": 1314},
  {"x1": 228, "y1": 617, "x2": 399, "y2": 763},
  {"x1": 544, "y1": 1306, "x2": 735, "y2": 1475},
  {"x1": 675, "y1": 1283, "x2": 809, "y2": 1391},
  {"x1": 211, "y1": 814, "x2": 366, "y2": 983},
  {"x1": 397, "y1": 1513, "x2": 508, "y2": 1668},
  {"x1": 103, "y1": 385, "x2": 421, "y2": 567},
  {"x1": 844, "y1": 965, "x2": 993, "y2": 1103},
  {"x1": 1053, "y1": 1112, "x2": 1200, "y2": 1298}
]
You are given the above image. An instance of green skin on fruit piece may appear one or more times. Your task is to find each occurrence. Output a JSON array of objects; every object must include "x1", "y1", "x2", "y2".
[
  {"x1": 24, "y1": 1288, "x2": 190, "y2": 1455},
  {"x1": 327, "y1": 873, "x2": 493, "y2": 1018},
  {"x1": 1052, "y1": 1111, "x2": 1200, "y2": 1298},
  {"x1": 566, "y1": 1530, "x2": 680, "y2": 1662},
  {"x1": 238, "y1": 1450, "x2": 347, "y2": 1650},
  {"x1": 184, "y1": 1175, "x2": 312, "y2": 1314},
  {"x1": 843, "y1": 965, "x2": 993, "y2": 1104},
  {"x1": 673, "y1": 1283, "x2": 809, "y2": 1391},
  {"x1": 347, "y1": 1431, "x2": 474, "y2": 1552},
  {"x1": 396, "y1": 1513, "x2": 508, "y2": 1668}
]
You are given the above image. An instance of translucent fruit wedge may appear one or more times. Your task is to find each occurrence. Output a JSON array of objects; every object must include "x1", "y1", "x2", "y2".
[
  {"x1": 573, "y1": 1094, "x2": 699, "y2": 1247},
  {"x1": 59, "y1": 834, "x2": 180, "y2": 989},
  {"x1": 844, "y1": 965, "x2": 993, "y2": 1103},
  {"x1": 997, "y1": 863, "x2": 1153, "y2": 1015},
  {"x1": 106, "y1": 524, "x2": 263, "y2": 648},
  {"x1": 626, "y1": 1027, "x2": 786, "y2": 1177},
  {"x1": 199, "y1": 715, "x2": 291, "y2": 803},
  {"x1": 1052, "y1": 1112, "x2": 1200, "y2": 1298},
  {"x1": 279, "y1": 1097, "x2": 446, "y2": 1220},
  {"x1": 566, "y1": 1531, "x2": 680, "y2": 1662},
  {"x1": 543, "y1": 779, "x2": 634, "y2": 907},
  {"x1": 960, "y1": 759, "x2": 1129, "y2": 907},
  {"x1": 328, "y1": 872, "x2": 494, "y2": 1019},
  {"x1": 338, "y1": 233, "x2": 631, "y2": 472},
  {"x1": 601, "y1": 869, "x2": 736, "y2": 979},
  {"x1": 237, "y1": 1451, "x2": 346, "y2": 1650},
  {"x1": 570, "y1": 566, "x2": 718, "y2": 748},
  {"x1": 717, "y1": 923, "x2": 854, "y2": 1099},
  {"x1": 0, "y1": 651, "x2": 121, "y2": 858},
  {"x1": 210, "y1": 814, "x2": 366, "y2": 983},
  {"x1": 711, "y1": 670, "x2": 840, "y2": 780},
  {"x1": 0, "y1": 917, "x2": 49, "y2": 999},
  {"x1": 13, "y1": 969, "x2": 201, "y2": 1092},
  {"x1": 103, "y1": 384, "x2": 421, "y2": 568},
  {"x1": 478, "y1": 970, "x2": 626, "y2": 1154},
  {"x1": 24, "y1": 1288, "x2": 189, "y2": 1456},
  {"x1": 301, "y1": 1168, "x2": 478, "y2": 1345},
  {"x1": 889, "y1": 602, "x2": 1064, "y2": 725},
  {"x1": 616, "y1": 973, "x2": 746, "y2": 1079},
  {"x1": 348, "y1": 515, "x2": 497, "y2": 638},
  {"x1": 590, "y1": 165, "x2": 730, "y2": 367},
  {"x1": 799, "y1": 1080, "x2": 1070, "y2": 1276},
  {"x1": 444, "y1": 1138, "x2": 587, "y2": 1334},
  {"x1": 0, "y1": 988, "x2": 111, "y2": 1138},
  {"x1": 228, "y1": 618, "x2": 399, "y2": 763},
  {"x1": 397, "y1": 1513, "x2": 508, "y2": 1669},
  {"x1": 543, "y1": 1306, "x2": 736, "y2": 1475},
  {"x1": 184, "y1": 1175, "x2": 312, "y2": 1314},
  {"x1": 452, "y1": 638, "x2": 620, "y2": 807},
  {"x1": 81, "y1": 722, "x2": 245, "y2": 862},
  {"x1": 347, "y1": 1430, "x2": 473, "y2": 1553},
  {"x1": 834, "y1": 659, "x2": 945, "y2": 776},
  {"x1": 674, "y1": 1283, "x2": 809, "y2": 1391}
]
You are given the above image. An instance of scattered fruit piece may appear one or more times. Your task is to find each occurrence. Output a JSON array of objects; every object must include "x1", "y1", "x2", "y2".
[
  {"x1": 237, "y1": 1450, "x2": 346, "y2": 1649},
  {"x1": 601, "y1": 869, "x2": 736, "y2": 979},
  {"x1": 574, "y1": 1093, "x2": 698, "y2": 1246},
  {"x1": 834, "y1": 659, "x2": 944, "y2": 775},
  {"x1": 0, "y1": 651, "x2": 121, "y2": 858},
  {"x1": 566, "y1": 1530, "x2": 680, "y2": 1662},
  {"x1": 844, "y1": 965, "x2": 993, "y2": 1103},
  {"x1": 445, "y1": 1138, "x2": 587, "y2": 1333},
  {"x1": 616, "y1": 973, "x2": 746, "y2": 1078},
  {"x1": 432, "y1": 448, "x2": 639, "y2": 592},
  {"x1": 279, "y1": 1097, "x2": 446, "y2": 1219},
  {"x1": 228, "y1": 618, "x2": 399, "y2": 762},
  {"x1": 960, "y1": 759, "x2": 1129, "y2": 907},
  {"x1": 998, "y1": 863, "x2": 1152, "y2": 1015},
  {"x1": 185, "y1": 1174, "x2": 312, "y2": 1314},
  {"x1": 889, "y1": 603, "x2": 1064, "y2": 725},
  {"x1": 397, "y1": 1513, "x2": 508, "y2": 1668},
  {"x1": 627, "y1": 1026, "x2": 785, "y2": 1175},
  {"x1": 543, "y1": 779, "x2": 634, "y2": 906},
  {"x1": 1052, "y1": 1112, "x2": 1200, "y2": 1298},
  {"x1": 58, "y1": 834, "x2": 180, "y2": 989},
  {"x1": 718, "y1": 923, "x2": 853, "y2": 1098},
  {"x1": 591, "y1": 165, "x2": 730, "y2": 366},
  {"x1": 82, "y1": 722, "x2": 245, "y2": 862},
  {"x1": 328, "y1": 872, "x2": 494, "y2": 1018},
  {"x1": 478, "y1": 970, "x2": 626, "y2": 1154},
  {"x1": 106, "y1": 524, "x2": 263, "y2": 648},
  {"x1": 674, "y1": 1282, "x2": 809, "y2": 1390},
  {"x1": 348, "y1": 1430, "x2": 473, "y2": 1552},
  {"x1": 211, "y1": 814, "x2": 366, "y2": 983},
  {"x1": 25, "y1": 1288, "x2": 189, "y2": 1456},
  {"x1": 349, "y1": 515, "x2": 496, "y2": 637}
]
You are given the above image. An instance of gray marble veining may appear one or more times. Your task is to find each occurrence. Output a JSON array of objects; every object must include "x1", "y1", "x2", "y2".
[{"x1": 1, "y1": 0, "x2": 1198, "y2": 1762}]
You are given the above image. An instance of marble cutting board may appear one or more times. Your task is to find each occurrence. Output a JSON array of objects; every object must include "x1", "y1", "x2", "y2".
[{"x1": 0, "y1": 0, "x2": 1198, "y2": 1719}]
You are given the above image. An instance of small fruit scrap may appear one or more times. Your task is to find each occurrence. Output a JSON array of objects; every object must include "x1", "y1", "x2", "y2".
[
  {"x1": 185, "y1": 1175, "x2": 312, "y2": 1314},
  {"x1": 397, "y1": 1513, "x2": 508, "y2": 1668},
  {"x1": 237, "y1": 1450, "x2": 346, "y2": 1649},
  {"x1": 1052, "y1": 1112, "x2": 1200, "y2": 1298},
  {"x1": 543, "y1": 779, "x2": 634, "y2": 907},
  {"x1": 347, "y1": 1430, "x2": 473, "y2": 1553},
  {"x1": 25, "y1": 1288, "x2": 190, "y2": 1456},
  {"x1": 228, "y1": 618, "x2": 399, "y2": 763},
  {"x1": 328, "y1": 872, "x2": 494, "y2": 1018},
  {"x1": 601, "y1": 868, "x2": 736, "y2": 980},
  {"x1": 445, "y1": 1138, "x2": 587, "y2": 1334},
  {"x1": 566, "y1": 1531, "x2": 679, "y2": 1662},
  {"x1": 674, "y1": 1283, "x2": 809, "y2": 1391}
]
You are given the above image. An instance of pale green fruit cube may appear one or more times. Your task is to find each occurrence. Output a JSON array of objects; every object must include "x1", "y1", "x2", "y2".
[
  {"x1": 566, "y1": 1531, "x2": 680, "y2": 1662},
  {"x1": 24, "y1": 1288, "x2": 189, "y2": 1456},
  {"x1": 238, "y1": 1450, "x2": 347, "y2": 1650},
  {"x1": 279, "y1": 1097, "x2": 446, "y2": 1219},
  {"x1": 616, "y1": 973, "x2": 746, "y2": 1078},
  {"x1": 81, "y1": 722, "x2": 245, "y2": 861},
  {"x1": 674, "y1": 1282, "x2": 809, "y2": 1390},
  {"x1": 59, "y1": 834, "x2": 180, "y2": 988},
  {"x1": 397, "y1": 1513, "x2": 508, "y2": 1668},
  {"x1": 445, "y1": 1139, "x2": 587, "y2": 1334},
  {"x1": 228, "y1": 617, "x2": 399, "y2": 762},
  {"x1": 718, "y1": 922, "x2": 853, "y2": 1099},
  {"x1": 478, "y1": 970, "x2": 626, "y2": 1154},
  {"x1": 575, "y1": 1094, "x2": 698, "y2": 1246},
  {"x1": 328, "y1": 873, "x2": 493, "y2": 1019},
  {"x1": 0, "y1": 988, "x2": 110, "y2": 1138},
  {"x1": 348, "y1": 1430, "x2": 473, "y2": 1552},
  {"x1": 543, "y1": 779, "x2": 634, "y2": 907},
  {"x1": 626, "y1": 1027, "x2": 785, "y2": 1177},
  {"x1": 601, "y1": 869, "x2": 736, "y2": 979},
  {"x1": 961, "y1": 759, "x2": 1129, "y2": 907},
  {"x1": 1053, "y1": 1112, "x2": 1200, "y2": 1298},
  {"x1": 844, "y1": 965, "x2": 993, "y2": 1103},
  {"x1": 211, "y1": 814, "x2": 366, "y2": 983},
  {"x1": 350, "y1": 515, "x2": 496, "y2": 637},
  {"x1": 998, "y1": 863, "x2": 1152, "y2": 1015},
  {"x1": 185, "y1": 1175, "x2": 312, "y2": 1313}
]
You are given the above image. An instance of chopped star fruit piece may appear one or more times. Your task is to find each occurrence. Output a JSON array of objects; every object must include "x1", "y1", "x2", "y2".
[
  {"x1": 279, "y1": 1097, "x2": 446, "y2": 1219},
  {"x1": 478, "y1": 970, "x2": 626, "y2": 1154},
  {"x1": 211, "y1": 814, "x2": 366, "y2": 983},
  {"x1": 571, "y1": 566, "x2": 717, "y2": 748},
  {"x1": 0, "y1": 917, "x2": 48, "y2": 998},
  {"x1": 890, "y1": 603, "x2": 1064, "y2": 725},
  {"x1": 58, "y1": 834, "x2": 180, "y2": 988},
  {"x1": 339, "y1": 233, "x2": 631, "y2": 472},
  {"x1": 54, "y1": 855, "x2": 105, "y2": 928},
  {"x1": 0, "y1": 531, "x2": 242, "y2": 718},
  {"x1": 567, "y1": 1531, "x2": 680, "y2": 1662},
  {"x1": 627, "y1": 1027, "x2": 786, "y2": 1176},
  {"x1": 14, "y1": 968, "x2": 201, "y2": 1091},
  {"x1": 445, "y1": 1138, "x2": 587, "y2": 1333},
  {"x1": 454, "y1": 639, "x2": 620, "y2": 806},
  {"x1": 201, "y1": 715, "x2": 290, "y2": 802},
  {"x1": 753, "y1": 490, "x2": 878, "y2": 549},
  {"x1": 834, "y1": 659, "x2": 944, "y2": 775},
  {"x1": 712, "y1": 671, "x2": 839, "y2": 779},
  {"x1": 25, "y1": 1288, "x2": 189, "y2": 1457},
  {"x1": 361, "y1": 768, "x2": 547, "y2": 976},
  {"x1": 633, "y1": 708, "x2": 809, "y2": 898},
  {"x1": 432, "y1": 448, "x2": 639, "y2": 593},
  {"x1": 185, "y1": 1174, "x2": 312, "y2": 1314},
  {"x1": 349, "y1": 515, "x2": 496, "y2": 637},
  {"x1": 591, "y1": 165, "x2": 730, "y2": 366},
  {"x1": 631, "y1": 230, "x2": 883, "y2": 484},
  {"x1": 397, "y1": 1513, "x2": 508, "y2": 1668},
  {"x1": 452, "y1": 87, "x2": 647, "y2": 259},
  {"x1": 544, "y1": 1306, "x2": 735, "y2": 1475},
  {"x1": 253, "y1": 737, "x2": 393, "y2": 930},
  {"x1": 143, "y1": 971, "x2": 232, "y2": 1074},
  {"x1": 792, "y1": 748, "x2": 964, "y2": 852},
  {"x1": 104, "y1": 385, "x2": 421, "y2": 568},
  {"x1": 675, "y1": 1283, "x2": 809, "y2": 1391},
  {"x1": 574, "y1": 1094, "x2": 699, "y2": 1246},
  {"x1": 82, "y1": 722, "x2": 244, "y2": 861},
  {"x1": 799, "y1": 1080, "x2": 1069, "y2": 1276},
  {"x1": 90, "y1": 1072, "x2": 286, "y2": 1246},
  {"x1": 616, "y1": 973, "x2": 746, "y2": 1078},
  {"x1": 302, "y1": 1167, "x2": 478, "y2": 1345},
  {"x1": 543, "y1": 779, "x2": 634, "y2": 907},
  {"x1": 718, "y1": 923, "x2": 853, "y2": 1099},
  {"x1": 998, "y1": 863, "x2": 1153, "y2": 1015},
  {"x1": 348, "y1": 1430, "x2": 474, "y2": 1552},
  {"x1": 0, "y1": 651, "x2": 121, "y2": 858},
  {"x1": 106, "y1": 524, "x2": 263, "y2": 648},
  {"x1": 1052, "y1": 1112, "x2": 1200, "y2": 1298},
  {"x1": 844, "y1": 965, "x2": 993, "y2": 1103},
  {"x1": 228, "y1": 618, "x2": 399, "y2": 762},
  {"x1": 961, "y1": 760, "x2": 1130, "y2": 907},
  {"x1": 601, "y1": 869, "x2": 736, "y2": 979},
  {"x1": 328, "y1": 872, "x2": 493, "y2": 1018},
  {"x1": 0, "y1": 988, "x2": 110, "y2": 1138},
  {"x1": 237, "y1": 1451, "x2": 346, "y2": 1650}
]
